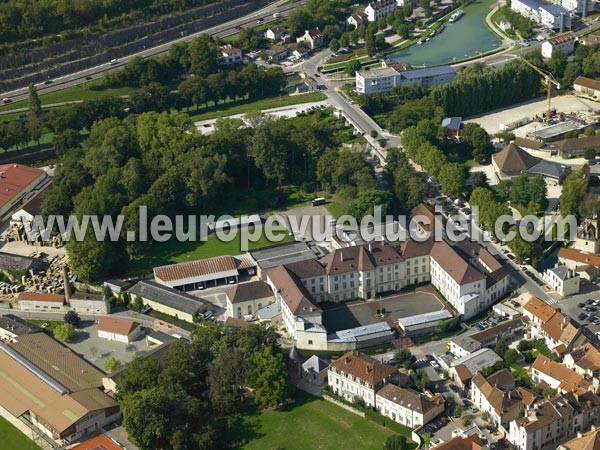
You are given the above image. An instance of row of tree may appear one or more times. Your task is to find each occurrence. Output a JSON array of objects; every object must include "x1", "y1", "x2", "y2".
[{"x1": 117, "y1": 323, "x2": 288, "y2": 450}]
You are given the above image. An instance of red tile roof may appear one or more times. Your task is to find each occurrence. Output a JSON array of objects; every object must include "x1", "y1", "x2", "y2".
[
  {"x1": 559, "y1": 248, "x2": 600, "y2": 267},
  {"x1": 97, "y1": 316, "x2": 139, "y2": 336},
  {"x1": 329, "y1": 350, "x2": 396, "y2": 387},
  {"x1": 72, "y1": 434, "x2": 123, "y2": 450},
  {"x1": 0, "y1": 164, "x2": 45, "y2": 210},
  {"x1": 321, "y1": 242, "x2": 402, "y2": 275},
  {"x1": 267, "y1": 265, "x2": 321, "y2": 316},
  {"x1": 17, "y1": 292, "x2": 64, "y2": 303},
  {"x1": 154, "y1": 255, "x2": 238, "y2": 283},
  {"x1": 523, "y1": 295, "x2": 556, "y2": 323},
  {"x1": 430, "y1": 241, "x2": 485, "y2": 285}
]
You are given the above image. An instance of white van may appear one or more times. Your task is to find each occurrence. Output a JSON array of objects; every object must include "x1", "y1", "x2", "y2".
[{"x1": 273, "y1": 12, "x2": 282, "y2": 19}]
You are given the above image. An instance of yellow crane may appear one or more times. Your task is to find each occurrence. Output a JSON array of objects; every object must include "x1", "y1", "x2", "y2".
[{"x1": 519, "y1": 56, "x2": 561, "y2": 123}]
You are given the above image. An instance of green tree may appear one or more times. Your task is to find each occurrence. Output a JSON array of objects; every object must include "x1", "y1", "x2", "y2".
[
  {"x1": 247, "y1": 347, "x2": 289, "y2": 408},
  {"x1": 188, "y1": 34, "x2": 220, "y2": 77},
  {"x1": 63, "y1": 310, "x2": 81, "y2": 326},
  {"x1": 348, "y1": 189, "x2": 393, "y2": 218},
  {"x1": 560, "y1": 169, "x2": 588, "y2": 217},
  {"x1": 131, "y1": 295, "x2": 144, "y2": 312},
  {"x1": 339, "y1": 33, "x2": 349, "y2": 49},
  {"x1": 28, "y1": 83, "x2": 42, "y2": 118},
  {"x1": 495, "y1": 339, "x2": 508, "y2": 357},
  {"x1": 345, "y1": 59, "x2": 362, "y2": 76},
  {"x1": 365, "y1": 32, "x2": 376, "y2": 57},
  {"x1": 462, "y1": 416, "x2": 472, "y2": 427},
  {"x1": 393, "y1": 348, "x2": 414, "y2": 369},
  {"x1": 104, "y1": 356, "x2": 122, "y2": 373},
  {"x1": 329, "y1": 38, "x2": 340, "y2": 53},
  {"x1": 454, "y1": 404, "x2": 463, "y2": 417},
  {"x1": 54, "y1": 323, "x2": 76, "y2": 342},
  {"x1": 384, "y1": 435, "x2": 407, "y2": 450},
  {"x1": 438, "y1": 163, "x2": 465, "y2": 198}
]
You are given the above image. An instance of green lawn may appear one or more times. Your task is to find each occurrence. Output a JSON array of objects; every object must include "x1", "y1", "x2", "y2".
[
  {"x1": 1, "y1": 80, "x2": 137, "y2": 112},
  {"x1": 28, "y1": 319, "x2": 64, "y2": 334},
  {"x1": 232, "y1": 389, "x2": 400, "y2": 450},
  {"x1": 128, "y1": 227, "x2": 293, "y2": 275},
  {"x1": 0, "y1": 417, "x2": 42, "y2": 450},
  {"x1": 188, "y1": 92, "x2": 326, "y2": 121}
]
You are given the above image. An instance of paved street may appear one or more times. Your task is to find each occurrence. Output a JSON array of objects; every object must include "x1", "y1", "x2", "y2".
[{"x1": 0, "y1": 0, "x2": 306, "y2": 103}]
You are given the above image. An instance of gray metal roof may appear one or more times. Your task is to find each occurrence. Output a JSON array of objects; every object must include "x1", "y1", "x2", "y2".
[
  {"x1": 451, "y1": 348, "x2": 503, "y2": 374},
  {"x1": 129, "y1": 280, "x2": 210, "y2": 315},
  {"x1": 397, "y1": 309, "x2": 452, "y2": 328},
  {"x1": 451, "y1": 334, "x2": 482, "y2": 353},
  {"x1": 250, "y1": 241, "x2": 316, "y2": 270},
  {"x1": 400, "y1": 65, "x2": 454, "y2": 80},
  {"x1": 0, "y1": 314, "x2": 42, "y2": 336},
  {"x1": 549, "y1": 265, "x2": 570, "y2": 280},
  {"x1": 327, "y1": 322, "x2": 392, "y2": 343},
  {"x1": 256, "y1": 302, "x2": 280, "y2": 320}
]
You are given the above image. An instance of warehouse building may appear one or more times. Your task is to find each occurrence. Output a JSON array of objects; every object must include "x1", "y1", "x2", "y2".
[
  {"x1": 97, "y1": 316, "x2": 141, "y2": 343},
  {"x1": 0, "y1": 163, "x2": 47, "y2": 217},
  {"x1": 250, "y1": 241, "x2": 316, "y2": 278},
  {"x1": 129, "y1": 280, "x2": 211, "y2": 323},
  {"x1": 153, "y1": 254, "x2": 256, "y2": 291}
]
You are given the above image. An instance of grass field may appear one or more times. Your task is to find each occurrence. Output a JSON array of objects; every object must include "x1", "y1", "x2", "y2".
[
  {"x1": 1, "y1": 80, "x2": 137, "y2": 112},
  {"x1": 28, "y1": 319, "x2": 64, "y2": 334},
  {"x1": 188, "y1": 92, "x2": 326, "y2": 121},
  {"x1": 232, "y1": 389, "x2": 400, "y2": 450},
  {"x1": 128, "y1": 227, "x2": 293, "y2": 275},
  {"x1": 0, "y1": 417, "x2": 41, "y2": 450}
]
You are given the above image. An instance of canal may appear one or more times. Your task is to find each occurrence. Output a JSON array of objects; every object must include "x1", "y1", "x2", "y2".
[{"x1": 388, "y1": 0, "x2": 502, "y2": 67}]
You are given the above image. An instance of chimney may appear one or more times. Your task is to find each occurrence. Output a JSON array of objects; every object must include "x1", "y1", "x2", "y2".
[
  {"x1": 340, "y1": 251, "x2": 344, "y2": 262},
  {"x1": 369, "y1": 242, "x2": 372, "y2": 253},
  {"x1": 62, "y1": 265, "x2": 71, "y2": 305}
]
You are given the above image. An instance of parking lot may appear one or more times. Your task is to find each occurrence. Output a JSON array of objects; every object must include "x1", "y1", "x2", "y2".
[
  {"x1": 64, "y1": 320, "x2": 154, "y2": 370},
  {"x1": 556, "y1": 283, "x2": 600, "y2": 335},
  {"x1": 322, "y1": 290, "x2": 446, "y2": 332}
]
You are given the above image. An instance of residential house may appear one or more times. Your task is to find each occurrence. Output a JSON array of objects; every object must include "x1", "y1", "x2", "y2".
[
  {"x1": 287, "y1": 42, "x2": 310, "y2": 59},
  {"x1": 266, "y1": 45, "x2": 292, "y2": 61},
  {"x1": 558, "y1": 248, "x2": 600, "y2": 274},
  {"x1": 449, "y1": 348, "x2": 503, "y2": 390},
  {"x1": 511, "y1": 0, "x2": 542, "y2": 22},
  {"x1": 559, "y1": 428, "x2": 600, "y2": 450},
  {"x1": 514, "y1": 137, "x2": 544, "y2": 153},
  {"x1": 509, "y1": 397, "x2": 576, "y2": 450},
  {"x1": 542, "y1": 32, "x2": 576, "y2": 58},
  {"x1": 532, "y1": 354, "x2": 591, "y2": 394},
  {"x1": 564, "y1": 343, "x2": 600, "y2": 379},
  {"x1": 376, "y1": 384, "x2": 445, "y2": 428},
  {"x1": 356, "y1": 64, "x2": 455, "y2": 95},
  {"x1": 540, "y1": 310, "x2": 584, "y2": 352},
  {"x1": 539, "y1": 5, "x2": 571, "y2": 30},
  {"x1": 581, "y1": 34, "x2": 600, "y2": 46},
  {"x1": 542, "y1": 265, "x2": 580, "y2": 297},
  {"x1": 302, "y1": 355, "x2": 329, "y2": 385},
  {"x1": 432, "y1": 435, "x2": 484, "y2": 450},
  {"x1": 97, "y1": 317, "x2": 140, "y2": 343},
  {"x1": 449, "y1": 334, "x2": 482, "y2": 359},
  {"x1": 470, "y1": 369, "x2": 525, "y2": 429},
  {"x1": 523, "y1": 295, "x2": 556, "y2": 328},
  {"x1": 265, "y1": 27, "x2": 288, "y2": 42},
  {"x1": 364, "y1": 0, "x2": 398, "y2": 21},
  {"x1": 226, "y1": 280, "x2": 275, "y2": 319},
  {"x1": 574, "y1": 76, "x2": 600, "y2": 98},
  {"x1": 469, "y1": 317, "x2": 528, "y2": 348},
  {"x1": 221, "y1": 46, "x2": 243, "y2": 65},
  {"x1": 573, "y1": 217, "x2": 600, "y2": 254},
  {"x1": 560, "y1": 0, "x2": 589, "y2": 14},
  {"x1": 327, "y1": 350, "x2": 397, "y2": 407},
  {"x1": 347, "y1": 12, "x2": 368, "y2": 28},
  {"x1": 297, "y1": 29, "x2": 323, "y2": 49}
]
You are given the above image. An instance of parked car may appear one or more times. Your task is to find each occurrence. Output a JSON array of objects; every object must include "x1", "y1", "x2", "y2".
[
  {"x1": 587, "y1": 299, "x2": 595, "y2": 305},
  {"x1": 579, "y1": 303, "x2": 586, "y2": 308},
  {"x1": 2, "y1": 98, "x2": 12, "y2": 104}
]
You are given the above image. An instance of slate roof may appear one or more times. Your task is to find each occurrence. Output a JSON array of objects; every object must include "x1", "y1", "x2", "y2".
[
  {"x1": 441, "y1": 117, "x2": 462, "y2": 131},
  {"x1": 0, "y1": 314, "x2": 42, "y2": 336},
  {"x1": 129, "y1": 280, "x2": 210, "y2": 315},
  {"x1": 302, "y1": 354, "x2": 329, "y2": 373},
  {"x1": 226, "y1": 280, "x2": 273, "y2": 304},
  {"x1": 377, "y1": 384, "x2": 444, "y2": 414}
]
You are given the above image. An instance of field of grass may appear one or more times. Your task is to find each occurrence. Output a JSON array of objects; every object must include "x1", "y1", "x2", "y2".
[
  {"x1": 1, "y1": 80, "x2": 137, "y2": 112},
  {"x1": 232, "y1": 389, "x2": 399, "y2": 450},
  {"x1": 128, "y1": 227, "x2": 293, "y2": 275},
  {"x1": 188, "y1": 92, "x2": 326, "y2": 121},
  {"x1": 0, "y1": 417, "x2": 42, "y2": 450}
]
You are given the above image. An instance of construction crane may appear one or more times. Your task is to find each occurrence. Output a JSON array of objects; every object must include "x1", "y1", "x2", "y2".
[{"x1": 519, "y1": 56, "x2": 561, "y2": 123}]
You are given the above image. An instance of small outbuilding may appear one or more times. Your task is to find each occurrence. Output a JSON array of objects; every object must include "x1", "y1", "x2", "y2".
[{"x1": 97, "y1": 316, "x2": 140, "y2": 343}]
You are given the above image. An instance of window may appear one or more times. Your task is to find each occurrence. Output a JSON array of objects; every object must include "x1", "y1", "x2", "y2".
[
  {"x1": 248, "y1": 305, "x2": 252, "y2": 315},
  {"x1": 237, "y1": 307, "x2": 242, "y2": 319},
  {"x1": 258, "y1": 303, "x2": 262, "y2": 309},
  {"x1": 308, "y1": 340, "x2": 313, "y2": 345}
]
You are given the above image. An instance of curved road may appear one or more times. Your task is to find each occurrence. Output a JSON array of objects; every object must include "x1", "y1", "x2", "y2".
[{"x1": 0, "y1": 0, "x2": 305, "y2": 104}]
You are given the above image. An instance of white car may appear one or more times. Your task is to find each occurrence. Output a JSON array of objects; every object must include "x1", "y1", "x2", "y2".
[{"x1": 109, "y1": 59, "x2": 119, "y2": 65}]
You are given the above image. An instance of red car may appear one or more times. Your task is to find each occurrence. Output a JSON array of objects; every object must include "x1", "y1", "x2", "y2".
[{"x1": 2, "y1": 98, "x2": 12, "y2": 104}]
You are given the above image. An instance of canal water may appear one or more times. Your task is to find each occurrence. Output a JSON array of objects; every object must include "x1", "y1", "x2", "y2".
[{"x1": 388, "y1": 0, "x2": 502, "y2": 67}]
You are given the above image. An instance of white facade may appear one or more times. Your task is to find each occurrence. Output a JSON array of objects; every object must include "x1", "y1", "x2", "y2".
[
  {"x1": 356, "y1": 65, "x2": 456, "y2": 95},
  {"x1": 98, "y1": 325, "x2": 140, "y2": 343},
  {"x1": 364, "y1": 0, "x2": 398, "y2": 22},
  {"x1": 542, "y1": 35, "x2": 576, "y2": 58},
  {"x1": 511, "y1": 0, "x2": 541, "y2": 22},
  {"x1": 539, "y1": 6, "x2": 571, "y2": 30},
  {"x1": 328, "y1": 368, "x2": 378, "y2": 406},
  {"x1": 542, "y1": 266, "x2": 580, "y2": 297}
]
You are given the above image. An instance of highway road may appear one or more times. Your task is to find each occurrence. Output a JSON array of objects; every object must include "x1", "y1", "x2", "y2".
[{"x1": 0, "y1": 0, "x2": 304, "y2": 104}]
